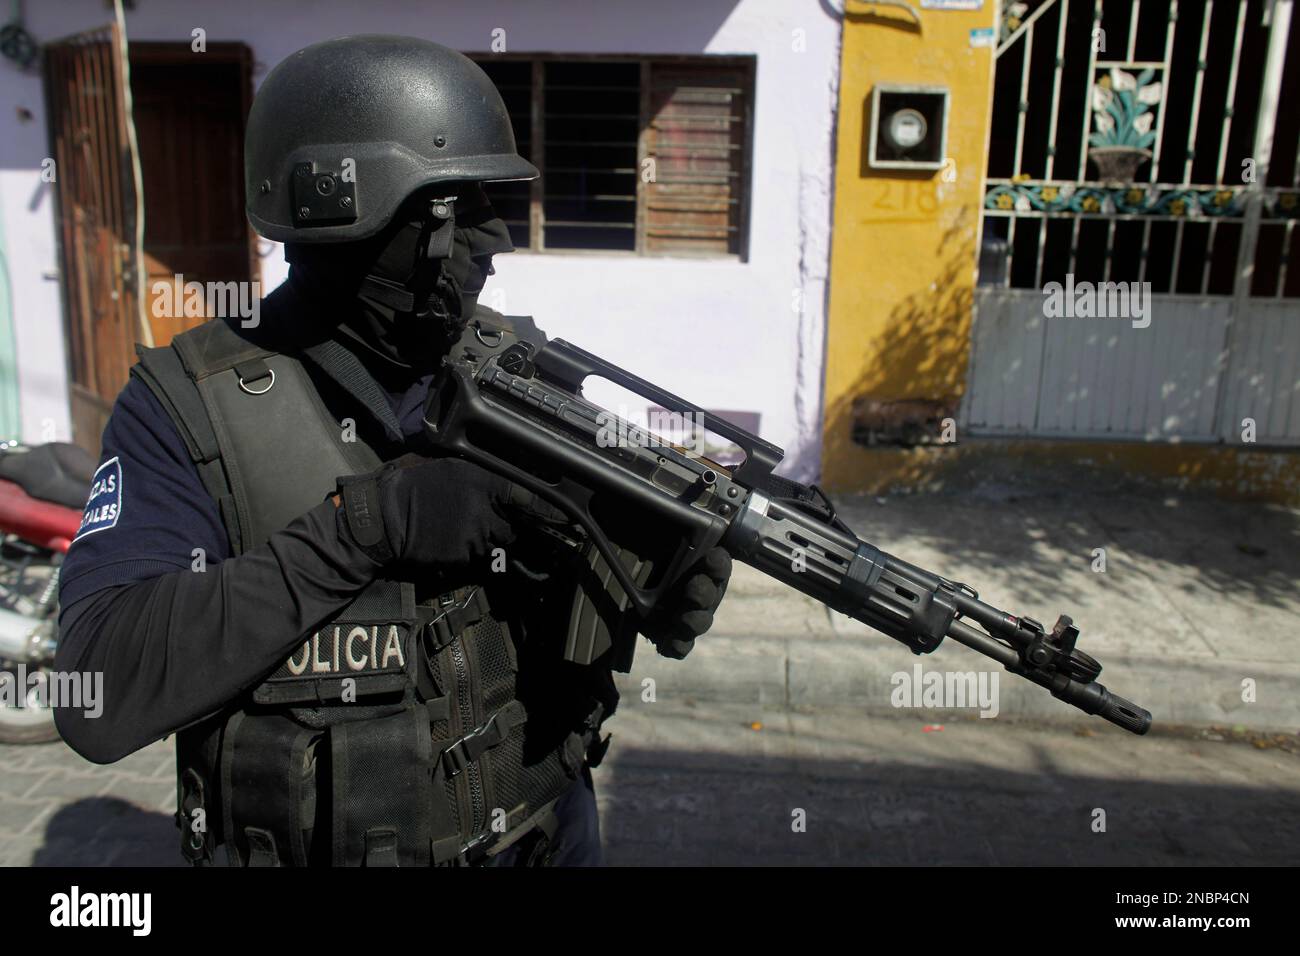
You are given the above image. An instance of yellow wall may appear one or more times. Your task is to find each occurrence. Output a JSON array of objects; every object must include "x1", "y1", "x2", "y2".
[{"x1": 823, "y1": 2, "x2": 997, "y2": 489}]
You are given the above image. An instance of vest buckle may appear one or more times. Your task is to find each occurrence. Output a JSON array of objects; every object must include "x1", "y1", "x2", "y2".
[
  {"x1": 420, "y1": 586, "x2": 488, "y2": 655},
  {"x1": 439, "y1": 700, "x2": 527, "y2": 779},
  {"x1": 456, "y1": 830, "x2": 497, "y2": 866}
]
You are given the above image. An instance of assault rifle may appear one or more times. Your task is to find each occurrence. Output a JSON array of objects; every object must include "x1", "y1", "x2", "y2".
[{"x1": 424, "y1": 315, "x2": 1152, "y2": 736}]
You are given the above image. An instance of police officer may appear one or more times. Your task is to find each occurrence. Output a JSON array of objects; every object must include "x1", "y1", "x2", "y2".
[{"x1": 53, "y1": 35, "x2": 731, "y2": 867}]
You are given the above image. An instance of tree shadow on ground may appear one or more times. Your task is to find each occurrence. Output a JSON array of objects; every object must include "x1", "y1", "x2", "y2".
[
  {"x1": 831, "y1": 484, "x2": 1300, "y2": 614},
  {"x1": 600, "y1": 743, "x2": 1299, "y2": 866}
]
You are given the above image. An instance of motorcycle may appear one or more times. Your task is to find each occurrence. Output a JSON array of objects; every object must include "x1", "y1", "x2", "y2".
[{"x1": 0, "y1": 440, "x2": 93, "y2": 744}]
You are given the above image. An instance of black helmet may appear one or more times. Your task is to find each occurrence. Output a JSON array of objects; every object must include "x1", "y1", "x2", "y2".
[{"x1": 245, "y1": 35, "x2": 537, "y2": 244}]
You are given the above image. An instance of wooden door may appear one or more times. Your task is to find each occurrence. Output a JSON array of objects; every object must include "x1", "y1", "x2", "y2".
[
  {"x1": 44, "y1": 25, "x2": 142, "y2": 454},
  {"x1": 45, "y1": 36, "x2": 254, "y2": 454},
  {"x1": 130, "y1": 43, "x2": 255, "y2": 347}
]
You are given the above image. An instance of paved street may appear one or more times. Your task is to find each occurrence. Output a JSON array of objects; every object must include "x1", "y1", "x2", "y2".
[
  {"x1": 599, "y1": 700, "x2": 1300, "y2": 865},
  {"x1": 4, "y1": 484, "x2": 1296, "y2": 867},
  {"x1": 3, "y1": 699, "x2": 1296, "y2": 866},
  {"x1": 0, "y1": 736, "x2": 178, "y2": 867}
]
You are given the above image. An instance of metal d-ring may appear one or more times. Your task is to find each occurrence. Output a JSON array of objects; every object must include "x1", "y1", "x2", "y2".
[
  {"x1": 474, "y1": 325, "x2": 504, "y2": 348},
  {"x1": 238, "y1": 369, "x2": 275, "y2": 395}
]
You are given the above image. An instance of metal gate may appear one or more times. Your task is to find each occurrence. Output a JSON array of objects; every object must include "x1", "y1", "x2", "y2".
[{"x1": 964, "y1": 0, "x2": 1300, "y2": 444}]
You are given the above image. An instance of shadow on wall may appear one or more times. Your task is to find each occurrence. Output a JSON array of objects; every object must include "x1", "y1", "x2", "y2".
[
  {"x1": 824, "y1": 205, "x2": 976, "y2": 472},
  {"x1": 841, "y1": 1, "x2": 923, "y2": 39}
]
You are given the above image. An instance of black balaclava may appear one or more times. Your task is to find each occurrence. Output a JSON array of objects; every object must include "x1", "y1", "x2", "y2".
[{"x1": 286, "y1": 182, "x2": 514, "y2": 375}]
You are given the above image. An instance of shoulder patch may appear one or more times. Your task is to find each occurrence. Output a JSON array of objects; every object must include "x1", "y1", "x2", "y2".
[{"x1": 76, "y1": 457, "x2": 123, "y2": 540}]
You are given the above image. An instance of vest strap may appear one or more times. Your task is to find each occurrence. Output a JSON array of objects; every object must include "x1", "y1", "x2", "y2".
[
  {"x1": 233, "y1": 358, "x2": 273, "y2": 391},
  {"x1": 420, "y1": 586, "x2": 490, "y2": 655},
  {"x1": 481, "y1": 797, "x2": 565, "y2": 865},
  {"x1": 363, "y1": 828, "x2": 400, "y2": 867},
  {"x1": 300, "y1": 336, "x2": 405, "y2": 442},
  {"x1": 244, "y1": 827, "x2": 281, "y2": 867},
  {"x1": 132, "y1": 344, "x2": 243, "y2": 553},
  {"x1": 438, "y1": 699, "x2": 527, "y2": 780}
]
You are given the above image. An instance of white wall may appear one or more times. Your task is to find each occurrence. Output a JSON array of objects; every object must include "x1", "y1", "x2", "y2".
[
  {"x1": 0, "y1": 0, "x2": 840, "y2": 479},
  {"x1": 0, "y1": 59, "x2": 69, "y2": 444}
]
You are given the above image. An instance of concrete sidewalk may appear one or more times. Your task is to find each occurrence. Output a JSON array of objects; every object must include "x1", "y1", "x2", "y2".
[{"x1": 623, "y1": 484, "x2": 1300, "y2": 732}]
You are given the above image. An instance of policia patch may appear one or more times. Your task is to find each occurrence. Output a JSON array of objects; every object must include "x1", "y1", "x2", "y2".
[{"x1": 253, "y1": 579, "x2": 418, "y2": 708}]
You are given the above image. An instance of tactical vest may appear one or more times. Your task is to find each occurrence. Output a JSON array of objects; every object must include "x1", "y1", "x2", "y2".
[{"x1": 130, "y1": 305, "x2": 608, "y2": 866}]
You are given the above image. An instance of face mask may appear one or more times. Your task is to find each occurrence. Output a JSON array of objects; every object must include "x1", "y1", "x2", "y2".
[
  {"x1": 286, "y1": 185, "x2": 514, "y2": 372},
  {"x1": 406, "y1": 209, "x2": 513, "y2": 335}
]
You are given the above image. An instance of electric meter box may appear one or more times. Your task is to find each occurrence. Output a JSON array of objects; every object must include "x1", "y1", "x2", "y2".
[{"x1": 868, "y1": 85, "x2": 950, "y2": 171}]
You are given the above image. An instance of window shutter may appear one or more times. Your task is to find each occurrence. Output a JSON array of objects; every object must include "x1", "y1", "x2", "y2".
[
  {"x1": 643, "y1": 61, "x2": 751, "y2": 257},
  {"x1": 472, "y1": 58, "x2": 535, "y2": 249}
]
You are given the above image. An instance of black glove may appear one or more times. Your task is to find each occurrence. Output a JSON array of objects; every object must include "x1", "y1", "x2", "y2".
[
  {"x1": 639, "y1": 547, "x2": 732, "y2": 659},
  {"x1": 336, "y1": 455, "x2": 557, "y2": 569}
]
